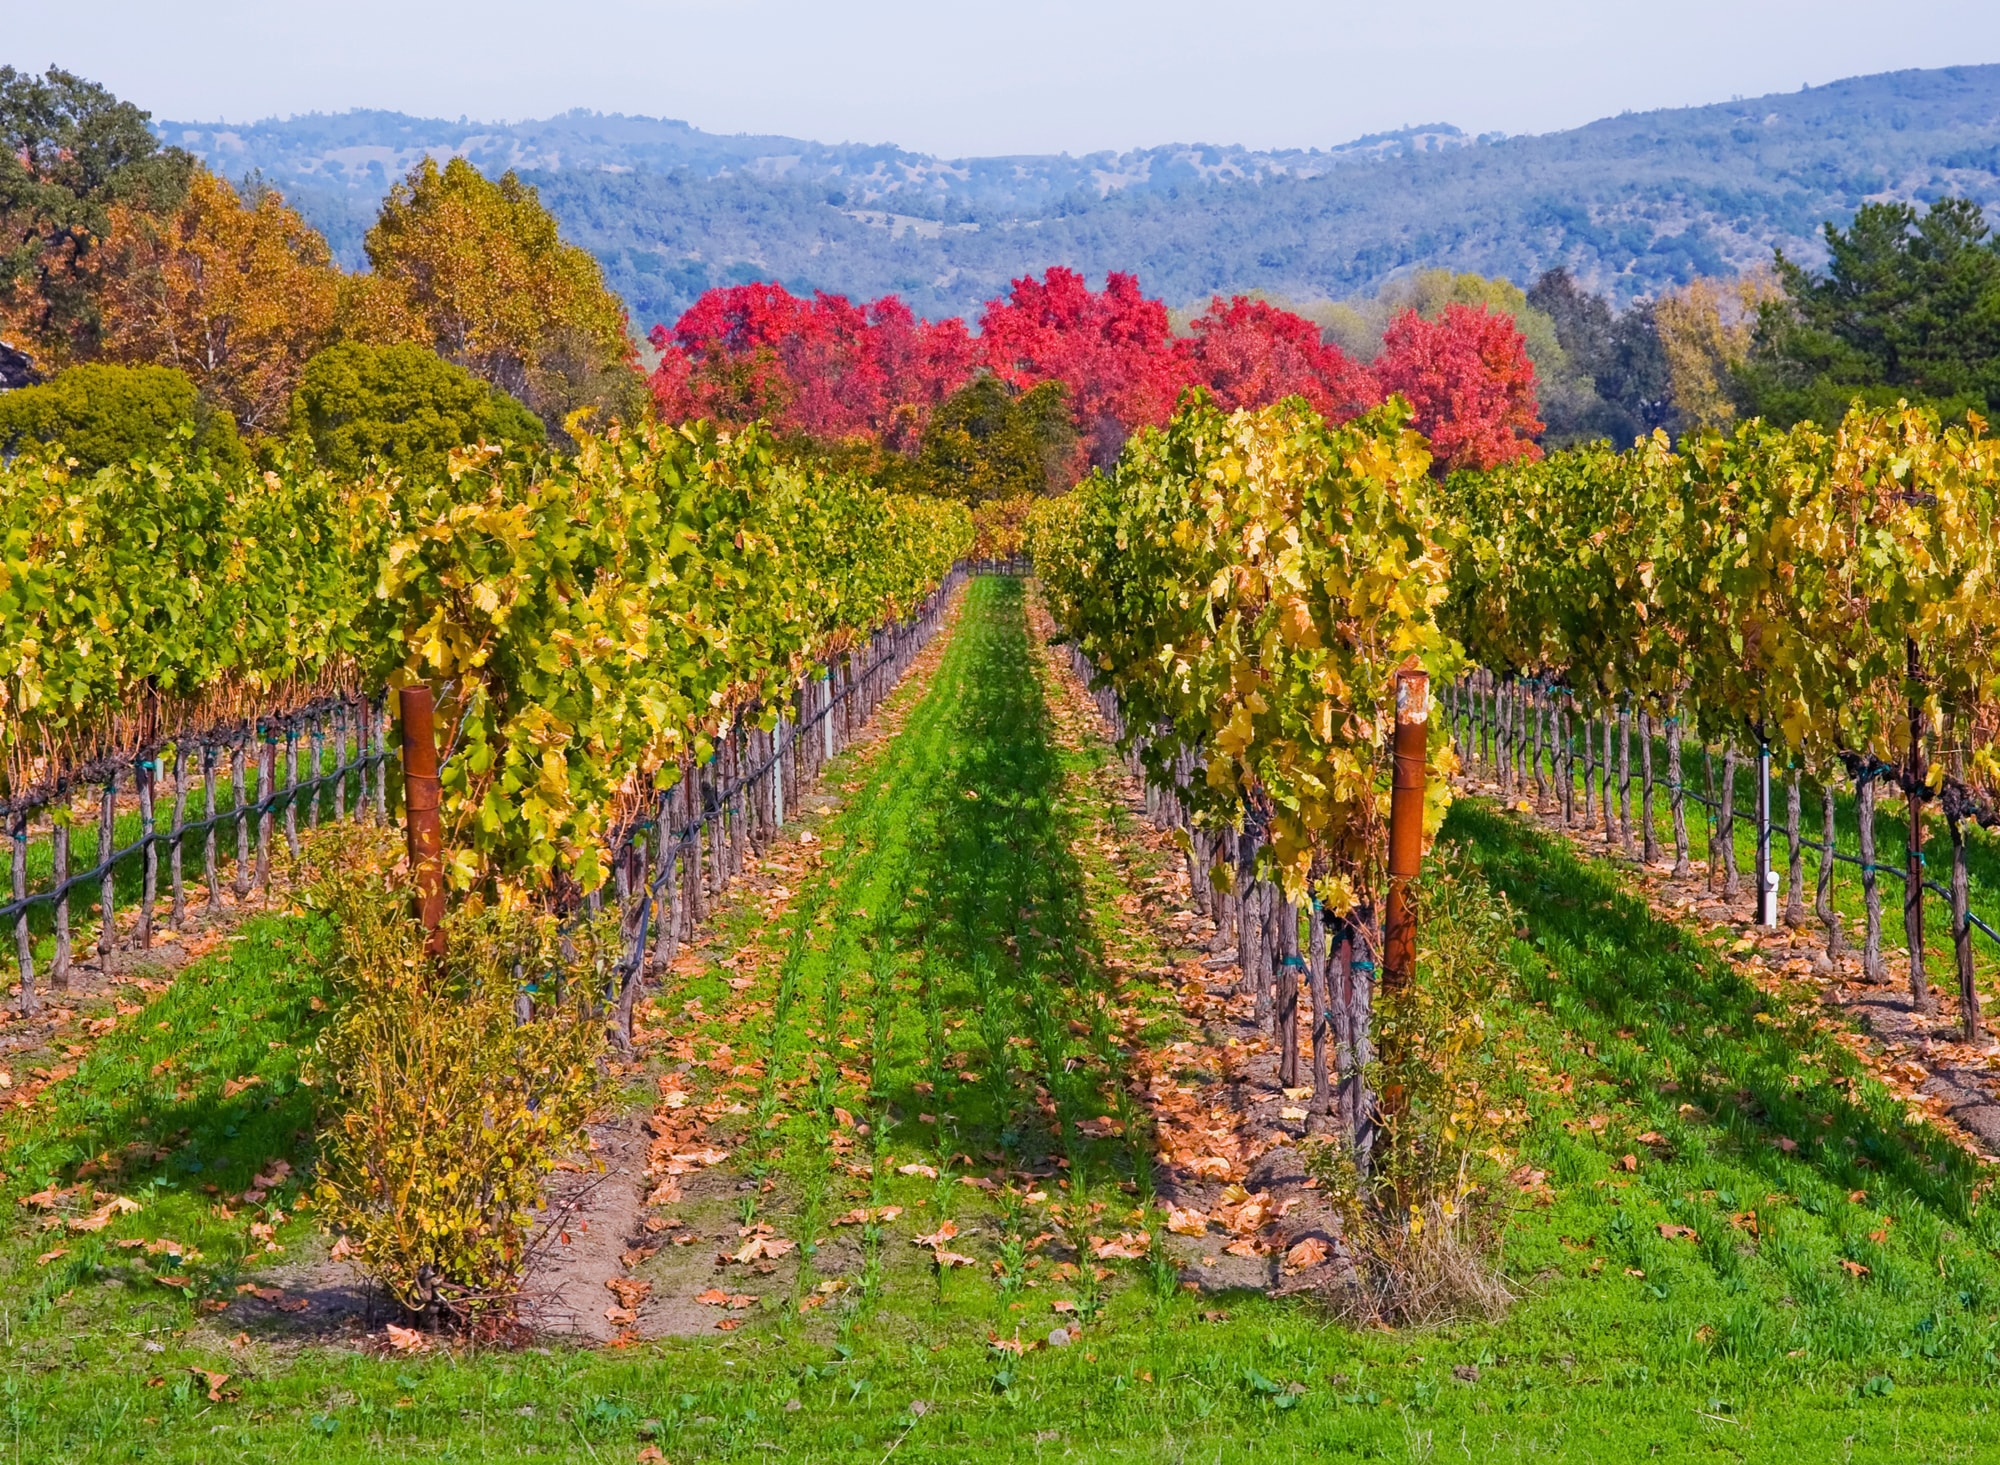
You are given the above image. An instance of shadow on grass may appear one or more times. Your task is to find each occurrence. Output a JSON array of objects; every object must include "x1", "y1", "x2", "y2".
[
  {"x1": 3, "y1": 913, "x2": 337, "y2": 1308},
  {"x1": 881, "y1": 577, "x2": 1132, "y2": 1182},
  {"x1": 1448, "y1": 800, "x2": 1994, "y2": 1236}
]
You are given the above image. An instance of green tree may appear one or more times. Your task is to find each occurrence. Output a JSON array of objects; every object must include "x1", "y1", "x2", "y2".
[
  {"x1": 0, "y1": 362, "x2": 243, "y2": 472},
  {"x1": 916, "y1": 375, "x2": 1074, "y2": 504},
  {"x1": 1528, "y1": 268, "x2": 1676, "y2": 444},
  {"x1": 289, "y1": 341, "x2": 544, "y2": 477},
  {"x1": 1737, "y1": 198, "x2": 2000, "y2": 425},
  {"x1": 0, "y1": 67, "x2": 192, "y2": 368}
]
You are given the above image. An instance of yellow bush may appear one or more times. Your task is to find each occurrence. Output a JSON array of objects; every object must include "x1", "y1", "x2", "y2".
[{"x1": 308, "y1": 834, "x2": 606, "y2": 1325}]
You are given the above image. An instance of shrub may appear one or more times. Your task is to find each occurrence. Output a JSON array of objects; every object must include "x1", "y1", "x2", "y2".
[
  {"x1": 0, "y1": 362, "x2": 244, "y2": 472},
  {"x1": 1303, "y1": 844, "x2": 1522, "y2": 1324},
  {"x1": 307, "y1": 831, "x2": 606, "y2": 1327},
  {"x1": 289, "y1": 340, "x2": 544, "y2": 478}
]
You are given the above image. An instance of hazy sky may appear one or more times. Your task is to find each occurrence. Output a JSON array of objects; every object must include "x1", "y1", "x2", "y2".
[{"x1": 12, "y1": 1, "x2": 2000, "y2": 156}]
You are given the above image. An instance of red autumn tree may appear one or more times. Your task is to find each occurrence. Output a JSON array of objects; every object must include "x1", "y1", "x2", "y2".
[
  {"x1": 1373, "y1": 303, "x2": 1544, "y2": 473},
  {"x1": 648, "y1": 283, "x2": 975, "y2": 451},
  {"x1": 978, "y1": 267, "x2": 1183, "y2": 467},
  {"x1": 1180, "y1": 295, "x2": 1381, "y2": 423}
]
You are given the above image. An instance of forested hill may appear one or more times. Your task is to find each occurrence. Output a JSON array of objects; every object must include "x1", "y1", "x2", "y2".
[{"x1": 164, "y1": 64, "x2": 2000, "y2": 330}]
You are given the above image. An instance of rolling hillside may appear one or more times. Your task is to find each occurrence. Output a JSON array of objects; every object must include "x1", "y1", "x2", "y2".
[{"x1": 163, "y1": 64, "x2": 2000, "y2": 330}]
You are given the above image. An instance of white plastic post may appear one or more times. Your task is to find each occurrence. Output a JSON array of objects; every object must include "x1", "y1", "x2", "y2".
[
  {"x1": 772, "y1": 715, "x2": 785, "y2": 828},
  {"x1": 1757, "y1": 743, "x2": 1778, "y2": 927}
]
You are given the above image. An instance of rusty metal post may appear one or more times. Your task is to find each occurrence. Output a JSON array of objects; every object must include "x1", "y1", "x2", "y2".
[
  {"x1": 1383, "y1": 662, "x2": 1429, "y2": 994},
  {"x1": 398, "y1": 684, "x2": 447, "y2": 955}
]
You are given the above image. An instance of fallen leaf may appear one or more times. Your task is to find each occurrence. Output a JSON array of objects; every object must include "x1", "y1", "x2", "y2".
[
  {"x1": 606, "y1": 1277, "x2": 651, "y2": 1310},
  {"x1": 1165, "y1": 1207, "x2": 1210, "y2": 1237},
  {"x1": 1284, "y1": 1237, "x2": 1330, "y2": 1270},
  {"x1": 1091, "y1": 1232, "x2": 1150, "y2": 1260},
  {"x1": 34, "y1": 1247, "x2": 67, "y2": 1266},
  {"x1": 385, "y1": 1324, "x2": 429, "y2": 1353},
  {"x1": 1841, "y1": 1258, "x2": 1870, "y2": 1278},
  {"x1": 728, "y1": 1236, "x2": 796, "y2": 1264},
  {"x1": 897, "y1": 1163, "x2": 939, "y2": 1179},
  {"x1": 1657, "y1": 1224, "x2": 1697, "y2": 1242},
  {"x1": 913, "y1": 1220, "x2": 959, "y2": 1249}
]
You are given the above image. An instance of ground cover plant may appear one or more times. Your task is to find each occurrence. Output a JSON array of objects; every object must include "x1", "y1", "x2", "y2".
[{"x1": 2, "y1": 577, "x2": 1999, "y2": 1461}]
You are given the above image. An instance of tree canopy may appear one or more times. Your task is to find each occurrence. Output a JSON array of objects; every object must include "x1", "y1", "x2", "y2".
[
  {"x1": 97, "y1": 170, "x2": 344, "y2": 434},
  {"x1": 0, "y1": 362, "x2": 243, "y2": 472},
  {"x1": 289, "y1": 340, "x2": 544, "y2": 477},
  {"x1": 0, "y1": 66, "x2": 192, "y2": 368},
  {"x1": 360, "y1": 157, "x2": 642, "y2": 438},
  {"x1": 915, "y1": 375, "x2": 1074, "y2": 504},
  {"x1": 1738, "y1": 198, "x2": 2000, "y2": 425}
]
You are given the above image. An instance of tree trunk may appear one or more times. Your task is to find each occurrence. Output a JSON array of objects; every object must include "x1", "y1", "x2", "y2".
[
  {"x1": 1582, "y1": 708, "x2": 1597, "y2": 825},
  {"x1": 1618, "y1": 703, "x2": 1636, "y2": 857},
  {"x1": 1858, "y1": 765, "x2": 1886, "y2": 983},
  {"x1": 1784, "y1": 771, "x2": 1807, "y2": 927},
  {"x1": 1948, "y1": 808, "x2": 1981, "y2": 1041},
  {"x1": 1668, "y1": 715, "x2": 1691, "y2": 879},
  {"x1": 1601, "y1": 711, "x2": 1616, "y2": 846},
  {"x1": 1345, "y1": 912, "x2": 1377, "y2": 1178},
  {"x1": 1559, "y1": 700, "x2": 1575, "y2": 829},
  {"x1": 1308, "y1": 901, "x2": 1332, "y2": 1116},
  {"x1": 1905, "y1": 640, "x2": 1932, "y2": 1012},
  {"x1": 1702, "y1": 742, "x2": 1719, "y2": 886},
  {"x1": 1818, "y1": 780, "x2": 1847, "y2": 957},
  {"x1": 1639, "y1": 711, "x2": 1660, "y2": 863},
  {"x1": 1721, "y1": 747, "x2": 1741, "y2": 898},
  {"x1": 1277, "y1": 896, "x2": 1300, "y2": 1089}
]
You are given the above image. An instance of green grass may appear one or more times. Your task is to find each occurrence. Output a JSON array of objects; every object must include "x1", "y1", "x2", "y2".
[{"x1": 6, "y1": 578, "x2": 2000, "y2": 1461}]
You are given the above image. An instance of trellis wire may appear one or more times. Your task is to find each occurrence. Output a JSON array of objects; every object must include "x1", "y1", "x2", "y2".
[
  {"x1": 1442, "y1": 670, "x2": 2000, "y2": 956},
  {"x1": 4, "y1": 559, "x2": 1013, "y2": 1031},
  {"x1": 6, "y1": 692, "x2": 391, "y2": 1013}
]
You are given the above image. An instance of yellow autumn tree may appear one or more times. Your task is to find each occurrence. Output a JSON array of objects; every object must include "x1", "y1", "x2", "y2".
[
  {"x1": 95, "y1": 169, "x2": 343, "y2": 435},
  {"x1": 361, "y1": 157, "x2": 642, "y2": 434},
  {"x1": 1653, "y1": 268, "x2": 1782, "y2": 433}
]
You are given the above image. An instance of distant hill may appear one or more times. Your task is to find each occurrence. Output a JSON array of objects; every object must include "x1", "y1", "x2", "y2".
[{"x1": 162, "y1": 65, "x2": 2000, "y2": 332}]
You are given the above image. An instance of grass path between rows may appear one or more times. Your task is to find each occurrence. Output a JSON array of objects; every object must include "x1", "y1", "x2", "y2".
[{"x1": 6, "y1": 577, "x2": 2000, "y2": 1460}]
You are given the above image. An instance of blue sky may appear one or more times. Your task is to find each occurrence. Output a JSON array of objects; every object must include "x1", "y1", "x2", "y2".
[{"x1": 13, "y1": 1, "x2": 2000, "y2": 156}]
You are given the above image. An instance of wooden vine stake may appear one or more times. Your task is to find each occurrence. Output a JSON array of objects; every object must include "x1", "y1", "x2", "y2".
[
  {"x1": 398, "y1": 685, "x2": 447, "y2": 957},
  {"x1": 1383, "y1": 660, "x2": 1429, "y2": 996}
]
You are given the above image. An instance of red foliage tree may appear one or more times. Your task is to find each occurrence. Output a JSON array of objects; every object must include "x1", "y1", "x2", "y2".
[
  {"x1": 1180, "y1": 295, "x2": 1381, "y2": 423},
  {"x1": 977, "y1": 267, "x2": 1183, "y2": 466},
  {"x1": 648, "y1": 283, "x2": 975, "y2": 450},
  {"x1": 1372, "y1": 303, "x2": 1544, "y2": 473}
]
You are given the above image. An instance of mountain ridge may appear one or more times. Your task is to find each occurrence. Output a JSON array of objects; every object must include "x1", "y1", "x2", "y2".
[{"x1": 159, "y1": 63, "x2": 2000, "y2": 330}]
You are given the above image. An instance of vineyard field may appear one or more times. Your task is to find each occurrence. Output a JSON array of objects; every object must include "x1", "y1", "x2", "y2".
[{"x1": 1, "y1": 578, "x2": 1997, "y2": 1461}]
